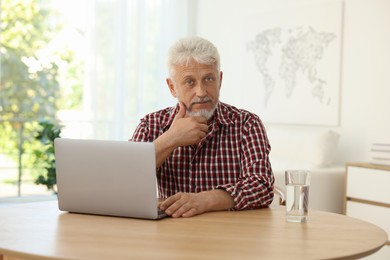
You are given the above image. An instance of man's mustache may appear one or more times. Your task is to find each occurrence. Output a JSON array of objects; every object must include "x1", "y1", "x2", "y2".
[{"x1": 188, "y1": 97, "x2": 211, "y2": 111}]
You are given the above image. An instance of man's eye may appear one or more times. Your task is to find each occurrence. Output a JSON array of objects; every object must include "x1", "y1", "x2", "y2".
[
  {"x1": 186, "y1": 80, "x2": 194, "y2": 85},
  {"x1": 205, "y1": 76, "x2": 214, "y2": 82}
]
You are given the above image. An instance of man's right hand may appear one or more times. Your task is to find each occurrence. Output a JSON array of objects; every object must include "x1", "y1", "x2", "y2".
[
  {"x1": 168, "y1": 102, "x2": 209, "y2": 147},
  {"x1": 153, "y1": 102, "x2": 208, "y2": 168}
]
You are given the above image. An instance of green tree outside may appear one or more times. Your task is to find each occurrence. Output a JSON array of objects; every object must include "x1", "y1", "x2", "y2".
[{"x1": 0, "y1": 0, "x2": 83, "y2": 193}]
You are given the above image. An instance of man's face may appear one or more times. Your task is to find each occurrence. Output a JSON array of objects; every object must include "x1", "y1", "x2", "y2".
[{"x1": 167, "y1": 61, "x2": 223, "y2": 119}]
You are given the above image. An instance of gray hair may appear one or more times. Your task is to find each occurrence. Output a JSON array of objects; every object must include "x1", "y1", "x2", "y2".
[{"x1": 167, "y1": 36, "x2": 220, "y2": 77}]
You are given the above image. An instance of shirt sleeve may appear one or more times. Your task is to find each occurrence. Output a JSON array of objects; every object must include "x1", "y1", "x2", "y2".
[
  {"x1": 216, "y1": 117, "x2": 274, "y2": 210},
  {"x1": 131, "y1": 110, "x2": 171, "y2": 143},
  {"x1": 130, "y1": 118, "x2": 151, "y2": 142}
]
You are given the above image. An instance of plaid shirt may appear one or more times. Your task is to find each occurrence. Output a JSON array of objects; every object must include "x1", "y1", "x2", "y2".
[{"x1": 131, "y1": 102, "x2": 274, "y2": 210}]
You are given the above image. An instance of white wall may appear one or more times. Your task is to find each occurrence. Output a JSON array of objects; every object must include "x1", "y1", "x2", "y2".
[{"x1": 194, "y1": 0, "x2": 390, "y2": 164}]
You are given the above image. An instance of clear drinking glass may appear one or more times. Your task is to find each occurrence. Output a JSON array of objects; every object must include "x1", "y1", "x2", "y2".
[{"x1": 285, "y1": 170, "x2": 311, "y2": 223}]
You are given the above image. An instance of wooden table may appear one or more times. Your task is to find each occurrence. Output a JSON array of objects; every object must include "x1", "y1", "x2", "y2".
[{"x1": 0, "y1": 201, "x2": 387, "y2": 260}]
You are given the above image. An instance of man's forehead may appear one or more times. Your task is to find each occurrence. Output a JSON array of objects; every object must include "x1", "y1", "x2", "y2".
[{"x1": 174, "y1": 62, "x2": 218, "y2": 76}]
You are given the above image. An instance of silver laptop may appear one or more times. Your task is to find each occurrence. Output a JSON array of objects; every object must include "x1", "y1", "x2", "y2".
[{"x1": 55, "y1": 138, "x2": 166, "y2": 220}]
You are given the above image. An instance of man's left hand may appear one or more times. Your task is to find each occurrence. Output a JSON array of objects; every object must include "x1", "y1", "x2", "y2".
[
  {"x1": 158, "y1": 189, "x2": 234, "y2": 218},
  {"x1": 159, "y1": 192, "x2": 207, "y2": 218}
]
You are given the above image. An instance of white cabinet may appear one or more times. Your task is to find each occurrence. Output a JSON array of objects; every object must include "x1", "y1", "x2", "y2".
[{"x1": 345, "y1": 163, "x2": 390, "y2": 260}]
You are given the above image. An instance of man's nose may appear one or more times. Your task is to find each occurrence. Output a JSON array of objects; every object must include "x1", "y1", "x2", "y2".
[{"x1": 195, "y1": 83, "x2": 207, "y2": 97}]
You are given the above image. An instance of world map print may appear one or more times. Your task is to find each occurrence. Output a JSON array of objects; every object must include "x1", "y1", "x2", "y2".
[
  {"x1": 240, "y1": 1, "x2": 343, "y2": 125},
  {"x1": 247, "y1": 26, "x2": 336, "y2": 108}
]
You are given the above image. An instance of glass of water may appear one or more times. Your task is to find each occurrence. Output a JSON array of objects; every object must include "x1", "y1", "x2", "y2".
[{"x1": 285, "y1": 170, "x2": 311, "y2": 223}]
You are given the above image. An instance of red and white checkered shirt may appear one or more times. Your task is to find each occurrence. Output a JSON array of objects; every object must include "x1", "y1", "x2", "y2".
[{"x1": 131, "y1": 102, "x2": 274, "y2": 210}]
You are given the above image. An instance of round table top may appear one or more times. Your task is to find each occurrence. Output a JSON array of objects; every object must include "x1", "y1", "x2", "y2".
[{"x1": 0, "y1": 201, "x2": 387, "y2": 260}]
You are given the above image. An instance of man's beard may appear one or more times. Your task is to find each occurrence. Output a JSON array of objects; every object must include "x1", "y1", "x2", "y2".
[
  {"x1": 186, "y1": 108, "x2": 216, "y2": 120},
  {"x1": 178, "y1": 96, "x2": 218, "y2": 120}
]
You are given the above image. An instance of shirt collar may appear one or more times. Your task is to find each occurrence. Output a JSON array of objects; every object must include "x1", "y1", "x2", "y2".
[
  {"x1": 162, "y1": 105, "x2": 179, "y2": 131},
  {"x1": 214, "y1": 102, "x2": 235, "y2": 126}
]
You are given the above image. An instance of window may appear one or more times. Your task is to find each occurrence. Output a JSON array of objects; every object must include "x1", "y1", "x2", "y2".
[
  {"x1": 0, "y1": 0, "x2": 194, "y2": 199},
  {"x1": 60, "y1": 0, "x2": 195, "y2": 140}
]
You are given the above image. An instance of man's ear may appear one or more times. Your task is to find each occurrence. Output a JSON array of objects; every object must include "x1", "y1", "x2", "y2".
[{"x1": 166, "y1": 78, "x2": 177, "y2": 97}]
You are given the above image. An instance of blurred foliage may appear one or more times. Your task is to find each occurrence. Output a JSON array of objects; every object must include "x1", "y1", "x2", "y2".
[
  {"x1": 0, "y1": 0, "x2": 83, "y2": 189},
  {"x1": 33, "y1": 120, "x2": 61, "y2": 192},
  {"x1": 1, "y1": 0, "x2": 60, "y2": 121}
]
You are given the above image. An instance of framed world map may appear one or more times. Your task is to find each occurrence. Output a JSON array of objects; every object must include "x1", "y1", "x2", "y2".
[{"x1": 241, "y1": 0, "x2": 343, "y2": 126}]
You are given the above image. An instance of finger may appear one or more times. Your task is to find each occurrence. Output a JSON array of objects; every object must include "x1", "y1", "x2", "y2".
[
  {"x1": 199, "y1": 124, "x2": 209, "y2": 134},
  {"x1": 165, "y1": 197, "x2": 188, "y2": 216},
  {"x1": 157, "y1": 199, "x2": 165, "y2": 208},
  {"x1": 159, "y1": 193, "x2": 184, "y2": 213},
  {"x1": 164, "y1": 194, "x2": 192, "y2": 217},
  {"x1": 182, "y1": 208, "x2": 197, "y2": 218},
  {"x1": 159, "y1": 195, "x2": 177, "y2": 211},
  {"x1": 171, "y1": 202, "x2": 192, "y2": 218},
  {"x1": 193, "y1": 116, "x2": 207, "y2": 124},
  {"x1": 176, "y1": 102, "x2": 187, "y2": 119},
  {"x1": 192, "y1": 122, "x2": 208, "y2": 138}
]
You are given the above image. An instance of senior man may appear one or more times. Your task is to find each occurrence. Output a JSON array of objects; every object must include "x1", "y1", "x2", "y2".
[{"x1": 131, "y1": 36, "x2": 274, "y2": 218}]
